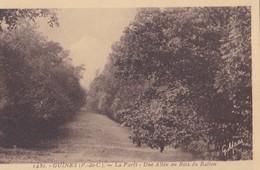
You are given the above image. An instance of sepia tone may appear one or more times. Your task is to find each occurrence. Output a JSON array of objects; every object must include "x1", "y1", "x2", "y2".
[{"x1": 0, "y1": 7, "x2": 252, "y2": 163}]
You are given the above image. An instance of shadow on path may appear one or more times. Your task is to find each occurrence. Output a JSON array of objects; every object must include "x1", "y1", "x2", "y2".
[{"x1": 0, "y1": 110, "x2": 198, "y2": 163}]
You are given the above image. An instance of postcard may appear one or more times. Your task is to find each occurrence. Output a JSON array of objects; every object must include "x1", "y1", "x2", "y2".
[{"x1": 0, "y1": 0, "x2": 259, "y2": 170}]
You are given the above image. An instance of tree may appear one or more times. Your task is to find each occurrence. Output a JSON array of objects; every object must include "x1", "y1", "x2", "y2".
[
  {"x1": 0, "y1": 9, "x2": 58, "y2": 30},
  {"x1": 0, "y1": 23, "x2": 86, "y2": 147},
  {"x1": 86, "y1": 7, "x2": 252, "y2": 160}
]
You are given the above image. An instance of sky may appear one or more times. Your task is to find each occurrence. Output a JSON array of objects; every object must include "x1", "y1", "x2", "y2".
[{"x1": 37, "y1": 9, "x2": 137, "y2": 88}]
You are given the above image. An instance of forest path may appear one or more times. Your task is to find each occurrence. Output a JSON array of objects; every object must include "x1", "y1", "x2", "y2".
[{"x1": 0, "y1": 109, "x2": 196, "y2": 163}]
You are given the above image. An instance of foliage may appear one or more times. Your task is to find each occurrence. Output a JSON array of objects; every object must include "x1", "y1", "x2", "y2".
[
  {"x1": 86, "y1": 7, "x2": 252, "y2": 160},
  {"x1": 0, "y1": 23, "x2": 86, "y2": 147},
  {"x1": 0, "y1": 9, "x2": 59, "y2": 30}
]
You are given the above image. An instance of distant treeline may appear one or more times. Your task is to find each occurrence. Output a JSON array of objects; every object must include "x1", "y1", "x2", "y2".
[
  {"x1": 0, "y1": 9, "x2": 86, "y2": 147},
  {"x1": 86, "y1": 7, "x2": 252, "y2": 160}
]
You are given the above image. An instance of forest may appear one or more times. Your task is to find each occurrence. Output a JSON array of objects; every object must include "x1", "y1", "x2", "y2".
[
  {"x1": 86, "y1": 7, "x2": 252, "y2": 160},
  {"x1": 0, "y1": 7, "x2": 252, "y2": 162}
]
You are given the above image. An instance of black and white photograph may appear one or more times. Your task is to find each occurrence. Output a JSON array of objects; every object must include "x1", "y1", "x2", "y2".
[{"x1": 0, "y1": 0, "x2": 259, "y2": 169}]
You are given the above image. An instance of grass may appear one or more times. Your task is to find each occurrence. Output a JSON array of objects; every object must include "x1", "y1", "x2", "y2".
[{"x1": 0, "y1": 110, "x2": 197, "y2": 163}]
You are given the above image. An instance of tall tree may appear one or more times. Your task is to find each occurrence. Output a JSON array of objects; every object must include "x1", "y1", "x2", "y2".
[
  {"x1": 86, "y1": 7, "x2": 252, "y2": 160},
  {"x1": 0, "y1": 22, "x2": 86, "y2": 147}
]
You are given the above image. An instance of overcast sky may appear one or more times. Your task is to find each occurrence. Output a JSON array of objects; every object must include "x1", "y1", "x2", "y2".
[{"x1": 37, "y1": 9, "x2": 136, "y2": 88}]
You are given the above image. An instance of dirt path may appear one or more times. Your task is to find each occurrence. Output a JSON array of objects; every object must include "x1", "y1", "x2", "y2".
[{"x1": 0, "y1": 110, "x2": 196, "y2": 163}]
